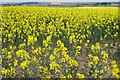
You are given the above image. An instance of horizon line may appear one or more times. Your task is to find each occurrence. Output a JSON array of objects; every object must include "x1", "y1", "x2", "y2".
[{"x1": 0, "y1": 1, "x2": 119, "y2": 3}]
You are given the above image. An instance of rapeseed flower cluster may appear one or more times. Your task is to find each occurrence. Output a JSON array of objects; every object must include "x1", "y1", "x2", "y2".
[
  {"x1": 27, "y1": 35, "x2": 37, "y2": 45},
  {"x1": 16, "y1": 49, "x2": 30, "y2": 60},
  {"x1": 111, "y1": 60, "x2": 120, "y2": 78},
  {"x1": 1, "y1": 6, "x2": 119, "y2": 78},
  {"x1": 91, "y1": 43, "x2": 100, "y2": 52},
  {"x1": 76, "y1": 73, "x2": 85, "y2": 78}
]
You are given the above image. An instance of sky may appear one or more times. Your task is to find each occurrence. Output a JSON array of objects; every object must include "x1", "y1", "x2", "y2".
[{"x1": 0, "y1": 0, "x2": 119, "y2": 3}]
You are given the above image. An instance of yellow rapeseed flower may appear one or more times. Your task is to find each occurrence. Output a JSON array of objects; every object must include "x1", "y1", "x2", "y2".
[
  {"x1": 14, "y1": 60, "x2": 18, "y2": 67},
  {"x1": 101, "y1": 51, "x2": 108, "y2": 59},
  {"x1": 67, "y1": 74, "x2": 72, "y2": 78},
  {"x1": 93, "y1": 56, "x2": 99, "y2": 64},
  {"x1": 88, "y1": 61, "x2": 93, "y2": 67},
  {"x1": 95, "y1": 43, "x2": 100, "y2": 51},
  {"x1": 49, "y1": 54, "x2": 55, "y2": 61},
  {"x1": 91, "y1": 45, "x2": 95, "y2": 52},
  {"x1": 88, "y1": 53, "x2": 93, "y2": 58},
  {"x1": 7, "y1": 55, "x2": 12, "y2": 60},
  {"x1": 104, "y1": 44, "x2": 109, "y2": 48},
  {"x1": 61, "y1": 58, "x2": 65, "y2": 63},
  {"x1": 16, "y1": 49, "x2": 30, "y2": 60},
  {"x1": 60, "y1": 75, "x2": 66, "y2": 78},
  {"x1": 76, "y1": 73, "x2": 85, "y2": 78},
  {"x1": 20, "y1": 60, "x2": 29, "y2": 70},
  {"x1": 76, "y1": 46, "x2": 81, "y2": 50}
]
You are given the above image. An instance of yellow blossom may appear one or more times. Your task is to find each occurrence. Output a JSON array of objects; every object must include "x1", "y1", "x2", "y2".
[
  {"x1": 46, "y1": 75, "x2": 51, "y2": 78},
  {"x1": 28, "y1": 35, "x2": 37, "y2": 45},
  {"x1": 67, "y1": 74, "x2": 72, "y2": 78},
  {"x1": 88, "y1": 53, "x2": 93, "y2": 58},
  {"x1": 49, "y1": 54, "x2": 55, "y2": 61},
  {"x1": 76, "y1": 46, "x2": 81, "y2": 50},
  {"x1": 61, "y1": 58, "x2": 65, "y2": 63},
  {"x1": 93, "y1": 56, "x2": 99, "y2": 64},
  {"x1": 101, "y1": 51, "x2": 108, "y2": 59},
  {"x1": 16, "y1": 49, "x2": 30, "y2": 60},
  {"x1": 7, "y1": 55, "x2": 12, "y2": 60},
  {"x1": 87, "y1": 40, "x2": 90, "y2": 43},
  {"x1": 20, "y1": 60, "x2": 29, "y2": 70},
  {"x1": 60, "y1": 75, "x2": 66, "y2": 78},
  {"x1": 104, "y1": 44, "x2": 109, "y2": 48},
  {"x1": 9, "y1": 46, "x2": 12, "y2": 50},
  {"x1": 18, "y1": 43, "x2": 26, "y2": 49},
  {"x1": 91, "y1": 45, "x2": 95, "y2": 52},
  {"x1": 31, "y1": 56, "x2": 37, "y2": 62},
  {"x1": 76, "y1": 73, "x2": 85, "y2": 78},
  {"x1": 88, "y1": 61, "x2": 93, "y2": 67},
  {"x1": 14, "y1": 60, "x2": 18, "y2": 67},
  {"x1": 95, "y1": 43, "x2": 100, "y2": 51}
]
